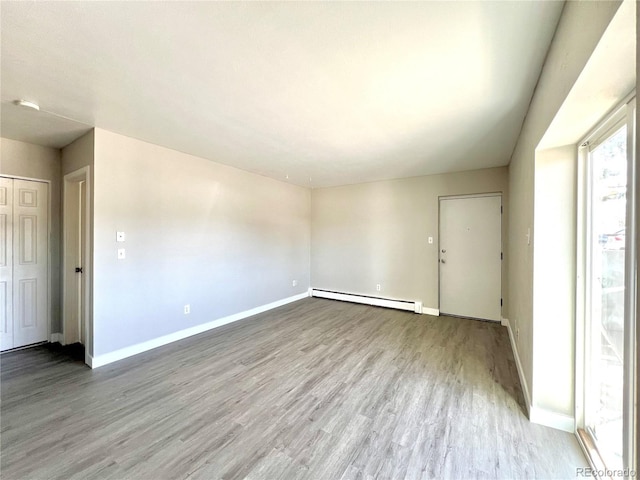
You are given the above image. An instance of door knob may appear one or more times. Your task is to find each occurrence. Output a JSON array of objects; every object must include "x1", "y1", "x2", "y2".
[
  {"x1": 441, "y1": 249, "x2": 446, "y2": 253},
  {"x1": 441, "y1": 259, "x2": 446, "y2": 264}
]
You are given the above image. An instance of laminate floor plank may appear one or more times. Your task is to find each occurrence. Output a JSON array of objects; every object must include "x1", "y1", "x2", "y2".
[{"x1": 1, "y1": 298, "x2": 586, "y2": 479}]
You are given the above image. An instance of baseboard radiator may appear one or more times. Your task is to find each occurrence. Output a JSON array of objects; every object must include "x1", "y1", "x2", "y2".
[{"x1": 311, "y1": 289, "x2": 422, "y2": 314}]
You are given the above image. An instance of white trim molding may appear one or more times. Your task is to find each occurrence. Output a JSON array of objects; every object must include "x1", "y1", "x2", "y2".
[
  {"x1": 50, "y1": 333, "x2": 63, "y2": 344},
  {"x1": 422, "y1": 307, "x2": 440, "y2": 316},
  {"x1": 90, "y1": 292, "x2": 309, "y2": 369},
  {"x1": 311, "y1": 289, "x2": 418, "y2": 313},
  {"x1": 504, "y1": 319, "x2": 576, "y2": 433},
  {"x1": 501, "y1": 317, "x2": 508, "y2": 326},
  {"x1": 530, "y1": 407, "x2": 576, "y2": 433},
  {"x1": 504, "y1": 318, "x2": 532, "y2": 415}
]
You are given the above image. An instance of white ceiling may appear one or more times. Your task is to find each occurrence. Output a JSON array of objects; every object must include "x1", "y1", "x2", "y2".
[{"x1": 1, "y1": 1, "x2": 563, "y2": 188}]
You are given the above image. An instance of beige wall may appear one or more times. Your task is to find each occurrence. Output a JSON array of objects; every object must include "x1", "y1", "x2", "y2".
[
  {"x1": 1, "y1": 137, "x2": 63, "y2": 333},
  {"x1": 311, "y1": 167, "x2": 508, "y2": 311},
  {"x1": 507, "y1": 1, "x2": 621, "y2": 409},
  {"x1": 533, "y1": 145, "x2": 577, "y2": 417},
  {"x1": 62, "y1": 130, "x2": 95, "y2": 176},
  {"x1": 91, "y1": 129, "x2": 311, "y2": 356}
]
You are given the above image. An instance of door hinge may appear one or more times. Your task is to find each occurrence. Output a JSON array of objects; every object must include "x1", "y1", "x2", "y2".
[
  {"x1": 500, "y1": 205, "x2": 503, "y2": 214},
  {"x1": 501, "y1": 252, "x2": 503, "y2": 260},
  {"x1": 500, "y1": 298, "x2": 503, "y2": 306}
]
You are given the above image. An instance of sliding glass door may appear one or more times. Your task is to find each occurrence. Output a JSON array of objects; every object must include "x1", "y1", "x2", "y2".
[
  {"x1": 579, "y1": 97, "x2": 636, "y2": 472},
  {"x1": 585, "y1": 122, "x2": 627, "y2": 470}
]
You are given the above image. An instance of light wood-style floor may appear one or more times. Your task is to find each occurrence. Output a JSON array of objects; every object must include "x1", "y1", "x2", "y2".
[{"x1": 1, "y1": 298, "x2": 585, "y2": 479}]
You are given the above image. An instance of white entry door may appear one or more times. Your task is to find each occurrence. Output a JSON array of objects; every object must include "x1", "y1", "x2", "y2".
[
  {"x1": 439, "y1": 195, "x2": 502, "y2": 321},
  {"x1": 0, "y1": 178, "x2": 49, "y2": 350}
]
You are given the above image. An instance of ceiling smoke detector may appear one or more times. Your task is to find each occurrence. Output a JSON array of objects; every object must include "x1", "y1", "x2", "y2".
[{"x1": 14, "y1": 99, "x2": 40, "y2": 111}]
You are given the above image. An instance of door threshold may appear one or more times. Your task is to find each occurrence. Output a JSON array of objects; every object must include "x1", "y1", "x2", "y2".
[
  {"x1": 576, "y1": 428, "x2": 609, "y2": 474},
  {"x1": 1, "y1": 341, "x2": 48, "y2": 354}
]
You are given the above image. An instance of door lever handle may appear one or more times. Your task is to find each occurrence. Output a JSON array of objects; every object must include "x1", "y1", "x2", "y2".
[{"x1": 75, "y1": 267, "x2": 83, "y2": 273}]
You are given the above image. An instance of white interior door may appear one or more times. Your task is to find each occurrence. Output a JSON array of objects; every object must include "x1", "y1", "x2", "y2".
[
  {"x1": 439, "y1": 195, "x2": 502, "y2": 321},
  {"x1": 13, "y1": 179, "x2": 49, "y2": 348},
  {"x1": 63, "y1": 178, "x2": 84, "y2": 346},
  {"x1": 0, "y1": 178, "x2": 14, "y2": 350},
  {"x1": 0, "y1": 178, "x2": 49, "y2": 350}
]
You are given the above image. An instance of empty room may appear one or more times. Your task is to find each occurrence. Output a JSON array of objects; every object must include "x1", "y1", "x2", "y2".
[{"x1": 0, "y1": 1, "x2": 638, "y2": 479}]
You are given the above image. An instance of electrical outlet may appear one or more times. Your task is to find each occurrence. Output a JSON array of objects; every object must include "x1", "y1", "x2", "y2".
[
  {"x1": 292, "y1": 280, "x2": 297, "y2": 287},
  {"x1": 184, "y1": 304, "x2": 190, "y2": 315},
  {"x1": 376, "y1": 284, "x2": 381, "y2": 292},
  {"x1": 428, "y1": 236, "x2": 433, "y2": 244}
]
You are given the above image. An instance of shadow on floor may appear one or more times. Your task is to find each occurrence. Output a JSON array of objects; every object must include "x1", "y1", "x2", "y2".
[{"x1": 48, "y1": 341, "x2": 86, "y2": 362}]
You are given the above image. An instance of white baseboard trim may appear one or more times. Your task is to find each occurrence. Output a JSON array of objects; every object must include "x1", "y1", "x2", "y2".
[
  {"x1": 501, "y1": 317, "x2": 508, "y2": 326},
  {"x1": 50, "y1": 333, "x2": 63, "y2": 344},
  {"x1": 504, "y1": 319, "x2": 576, "y2": 433},
  {"x1": 311, "y1": 289, "x2": 417, "y2": 313},
  {"x1": 530, "y1": 406, "x2": 575, "y2": 433},
  {"x1": 85, "y1": 353, "x2": 94, "y2": 368},
  {"x1": 504, "y1": 318, "x2": 532, "y2": 416},
  {"x1": 90, "y1": 292, "x2": 309, "y2": 369},
  {"x1": 422, "y1": 307, "x2": 440, "y2": 316}
]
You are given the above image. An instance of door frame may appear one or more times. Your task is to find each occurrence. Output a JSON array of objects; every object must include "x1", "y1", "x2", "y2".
[
  {"x1": 438, "y1": 192, "x2": 503, "y2": 321},
  {"x1": 62, "y1": 166, "x2": 91, "y2": 365},
  {"x1": 0, "y1": 174, "x2": 52, "y2": 350}
]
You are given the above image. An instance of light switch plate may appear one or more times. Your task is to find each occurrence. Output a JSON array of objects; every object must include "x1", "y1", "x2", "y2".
[
  {"x1": 117, "y1": 248, "x2": 126, "y2": 259},
  {"x1": 116, "y1": 231, "x2": 125, "y2": 242}
]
